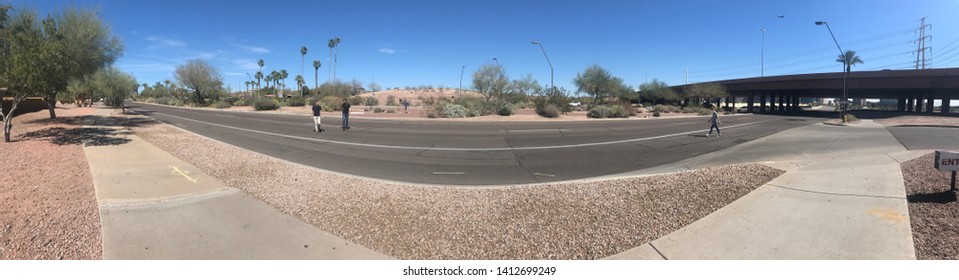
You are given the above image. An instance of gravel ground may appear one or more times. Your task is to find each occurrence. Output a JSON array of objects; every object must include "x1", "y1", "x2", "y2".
[
  {"x1": 875, "y1": 115, "x2": 959, "y2": 127},
  {"x1": 126, "y1": 112, "x2": 782, "y2": 260},
  {"x1": 901, "y1": 152, "x2": 959, "y2": 260},
  {"x1": 0, "y1": 106, "x2": 102, "y2": 260}
]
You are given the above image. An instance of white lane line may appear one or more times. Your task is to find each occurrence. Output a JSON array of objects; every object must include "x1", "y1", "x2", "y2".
[
  {"x1": 432, "y1": 172, "x2": 465, "y2": 175},
  {"x1": 508, "y1": 129, "x2": 569, "y2": 133},
  {"x1": 533, "y1": 173, "x2": 556, "y2": 177},
  {"x1": 151, "y1": 112, "x2": 773, "y2": 152}
]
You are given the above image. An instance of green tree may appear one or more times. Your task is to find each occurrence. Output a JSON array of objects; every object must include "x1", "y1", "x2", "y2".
[
  {"x1": 1, "y1": 8, "x2": 45, "y2": 141},
  {"x1": 66, "y1": 77, "x2": 93, "y2": 106},
  {"x1": 573, "y1": 64, "x2": 627, "y2": 105},
  {"x1": 327, "y1": 38, "x2": 336, "y2": 83},
  {"x1": 505, "y1": 73, "x2": 542, "y2": 103},
  {"x1": 279, "y1": 69, "x2": 289, "y2": 97},
  {"x1": 173, "y1": 58, "x2": 223, "y2": 105},
  {"x1": 471, "y1": 63, "x2": 508, "y2": 103},
  {"x1": 91, "y1": 67, "x2": 134, "y2": 113},
  {"x1": 40, "y1": 7, "x2": 122, "y2": 119},
  {"x1": 685, "y1": 83, "x2": 727, "y2": 106},
  {"x1": 639, "y1": 79, "x2": 678, "y2": 105},
  {"x1": 312, "y1": 59, "x2": 321, "y2": 89}
]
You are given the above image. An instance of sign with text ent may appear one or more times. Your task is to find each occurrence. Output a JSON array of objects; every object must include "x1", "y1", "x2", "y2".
[{"x1": 934, "y1": 150, "x2": 959, "y2": 172}]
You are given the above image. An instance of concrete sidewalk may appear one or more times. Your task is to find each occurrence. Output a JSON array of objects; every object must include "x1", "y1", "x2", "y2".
[
  {"x1": 607, "y1": 120, "x2": 923, "y2": 259},
  {"x1": 82, "y1": 108, "x2": 391, "y2": 259}
]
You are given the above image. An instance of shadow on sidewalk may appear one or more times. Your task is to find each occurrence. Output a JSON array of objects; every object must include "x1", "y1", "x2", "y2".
[
  {"x1": 907, "y1": 191, "x2": 958, "y2": 204},
  {"x1": 19, "y1": 115, "x2": 157, "y2": 146}
]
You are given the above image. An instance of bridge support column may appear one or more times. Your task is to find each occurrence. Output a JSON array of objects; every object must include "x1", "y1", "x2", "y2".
[
  {"x1": 759, "y1": 92, "x2": 767, "y2": 112},
  {"x1": 778, "y1": 93, "x2": 785, "y2": 112},
  {"x1": 907, "y1": 95, "x2": 914, "y2": 112},
  {"x1": 927, "y1": 93, "x2": 935, "y2": 113},
  {"x1": 747, "y1": 94, "x2": 755, "y2": 113},
  {"x1": 915, "y1": 96, "x2": 923, "y2": 112},
  {"x1": 897, "y1": 98, "x2": 905, "y2": 112},
  {"x1": 793, "y1": 96, "x2": 800, "y2": 111},
  {"x1": 942, "y1": 97, "x2": 952, "y2": 115}
]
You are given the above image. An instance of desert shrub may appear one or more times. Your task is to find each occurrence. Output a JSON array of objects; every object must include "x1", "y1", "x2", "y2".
[
  {"x1": 537, "y1": 104, "x2": 561, "y2": 118},
  {"x1": 426, "y1": 110, "x2": 438, "y2": 118},
  {"x1": 496, "y1": 103, "x2": 515, "y2": 116},
  {"x1": 233, "y1": 96, "x2": 253, "y2": 107},
  {"x1": 845, "y1": 113, "x2": 858, "y2": 121},
  {"x1": 142, "y1": 97, "x2": 156, "y2": 104},
  {"x1": 374, "y1": 107, "x2": 384, "y2": 113},
  {"x1": 386, "y1": 95, "x2": 397, "y2": 106},
  {"x1": 170, "y1": 98, "x2": 185, "y2": 107},
  {"x1": 696, "y1": 108, "x2": 712, "y2": 115},
  {"x1": 365, "y1": 97, "x2": 379, "y2": 106},
  {"x1": 588, "y1": 104, "x2": 629, "y2": 118},
  {"x1": 588, "y1": 105, "x2": 612, "y2": 118},
  {"x1": 440, "y1": 103, "x2": 468, "y2": 118},
  {"x1": 212, "y1": 100, "x2": 232, "y2": 109},
  {"x1": 285, "y1": 96, "x2": 306, "y2": 107},
  {"x1": 387, "y1": 108, "x2": 396, "y2": 113},
  {"x1": 653, "y1": 111, "x2": 661, "y2": 117},
  {"x1": 452, "y1": 95, "x2": 492, "y2": 116},
  {"x1": 155, "y1": 96, "x2": 172, "y2": 105},
  {"x1": 654, "y1": 105, "x2": 680, "y2": 113},
  {"x1": 254, "y1": 99, "x2": 280, "y2": 111},
  {"x1": 349, "y1": 96, "x2": 364, "y2": 105},
  {"x1": 321, "y1": 96, "x2": 342, "y2": 112}
]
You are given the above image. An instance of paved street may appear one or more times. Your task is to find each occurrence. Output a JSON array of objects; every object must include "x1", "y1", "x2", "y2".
[{"x1": 130, "y1": 102, "x2": 822, "y2": 185}]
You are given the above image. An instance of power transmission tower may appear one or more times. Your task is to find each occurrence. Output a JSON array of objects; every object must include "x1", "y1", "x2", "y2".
[{"x1": 913, "y1": 17, "x2": 931, "y2": 69}]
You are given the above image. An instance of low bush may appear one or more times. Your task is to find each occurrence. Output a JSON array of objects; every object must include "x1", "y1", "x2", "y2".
[
  {"x1": 653, "y1": 111, "x2": 661, "y2": 117},
  {"x1": 496, "y1": 103, "x2": 515, "y2": 116},
  {"x1": 440, "y1": 103, "x2": 468, "y2": 118},
  {"x1": 155, "y1": 96, "x2": 173, "y2": 105},
  {"x1": 285, "y1": 96, "x2": 306, "y2": 107},
  {"x1": 374, "y1": 107, "x2": 384, "y2": 113},
  {"x1": 254, "y1": 99, "x2": 280, "y2": 111},
  {"x1": 588, "y1": 104, "x2": 629, "y2": 118},
  {"x1": 320, "y1": 96, "x2": 342, "y2": 112},
  {"x1": 143, "y1": 97, "x2": 156, "y2": 104},
  {"x1": 537, "y1": 103, "x2": 561, "y2": 118},
  {"x1": 212, "y1": 100, "x2": 232, "y2": 109},
  {"x1": 170, "y1": 98, "x2": 185, "y2": 107},
  {"x1": 386, "y1": 95, "x2": 397, "y2": 106},
  {"x1": 653, "y1": 104, "x2": 680, "y2": 113},
  {"x1": 386, "y1": 108, "x2": 396, "y2": 113},
  {"x1": 349, "y1": 96, "x2": 364, "y2": 106},
  {"x1": 365, "y1": 97, "x2": 379, "y2": 107}
]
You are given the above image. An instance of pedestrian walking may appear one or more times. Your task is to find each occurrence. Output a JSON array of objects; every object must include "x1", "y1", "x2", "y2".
[
  {"x1": 706, "y1": 105, "x2": 721, "y2": 137},
  {"x1": 341, "y1": 99, "x2": 351, "y2": 131},
  {"x1": 403, "y1": 99, "x2": 410, "y2": 113},
  {"x1": 312, "y1": 101, "x2": 323, "y2": 133}
]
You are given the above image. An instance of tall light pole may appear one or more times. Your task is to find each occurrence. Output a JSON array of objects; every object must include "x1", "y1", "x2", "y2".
[
  {"x1": 493, "y1": 57, "x2": 499, "y2": 65},
  {"x1": 532, "y1": 41, "x2": 554, "y2": 96},
  {"x1": 459, "y1": 66, "x2": 465, "y2": 94},
  {"x1": 761, "y1": 28, "x2": 765, "y2": 77},
  {"x1": 816, "y1": 21, "x2": 848, "y2": 123}
]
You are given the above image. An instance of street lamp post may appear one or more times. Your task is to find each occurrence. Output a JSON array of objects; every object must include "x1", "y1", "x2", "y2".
[
  {"x1": 531, "y1": 41, "x2": 554, "y2": 96},
  {"x1": 816, "y1": 21, "x2": 848, "y2": 123},
  {"x1": 761, "y1": 28, "x2": 765, "y2": 77},
  {"x1": 459, "y1": 66, "x2": 465, "y2": 94}
]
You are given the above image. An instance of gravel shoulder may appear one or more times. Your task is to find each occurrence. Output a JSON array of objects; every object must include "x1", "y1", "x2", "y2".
[
  {"x1": 901, "y1": 152, "x2": 959, "y2": 260},
  {"x1": 874, "y1": 115, "x2": 959, "y2": 127},
  {"x1": 0, "y1": 106, "x2": 102, "y2": 260},
  {"x1": 126, "y1": 111, "x2": 783, "y2": 259}
]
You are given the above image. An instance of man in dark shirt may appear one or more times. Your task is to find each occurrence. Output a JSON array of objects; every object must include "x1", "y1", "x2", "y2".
[
  {"x1": 312, "y1": 101, "x2": 322, "y2": 133},
  {"x1": 341, "y1": 99, "x2": 351, "y2": 131}
]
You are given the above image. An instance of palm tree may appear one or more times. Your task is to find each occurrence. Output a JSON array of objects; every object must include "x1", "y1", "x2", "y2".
[
  {"x1": 836, "y1": 50, "x2": 863, "y2": 73},
  {"x1": 327, "y1": 38, "x2": 335, "y2": 83},
  {"x1": 312, "y1": 60, "x2": 321, "y2": 90},
  {"x1": 295, "y1": 75, "x2": 305, "y2": 96},
  {"x1": 333, "y1": 37, "x2": 341, "y2": 85},
  {"x1": 300, "y1": 46, "x2": 308, "y2": 81},
  {"x1": 255, "y1": 71, "x2": 264, "y2": 98},
  {"x1": 270, "y1": 70, "x2": 279, "y2": 96},
  {"x1": 279, "y1": 69, "x2": 289, "y2": 97},
  {"x1": 257, "y1": 59, "x2": 265, "y2": 95}
]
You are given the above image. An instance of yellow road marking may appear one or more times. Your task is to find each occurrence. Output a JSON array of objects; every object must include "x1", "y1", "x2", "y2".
[{"x1": 170, "y1": 165, "x2": 198, "y2": 183}]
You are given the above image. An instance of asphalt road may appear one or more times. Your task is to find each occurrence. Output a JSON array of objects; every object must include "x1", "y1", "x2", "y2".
[
  {"x1": 886, "y1": 126, "x2": 959, "y2": 150},
  {"x1": 129, "y1": 102, "x2": 821, "y2": 185}
]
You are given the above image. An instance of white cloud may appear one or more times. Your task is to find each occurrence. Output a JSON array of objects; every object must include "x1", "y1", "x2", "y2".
[
  {"x1": 231, "y1": 43, "x2": 270, "y2": 54},
  {"x1": 379, "y1": 48, "x2": 396, "y2": 54},
  {"x1": 146, "y1": 35, "x2": 187, "y2": 48}
]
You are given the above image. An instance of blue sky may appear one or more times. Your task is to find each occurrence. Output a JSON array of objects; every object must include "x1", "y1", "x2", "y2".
[{"x1": 13, "y1": 0, "x2": 959, "y2": 93}]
